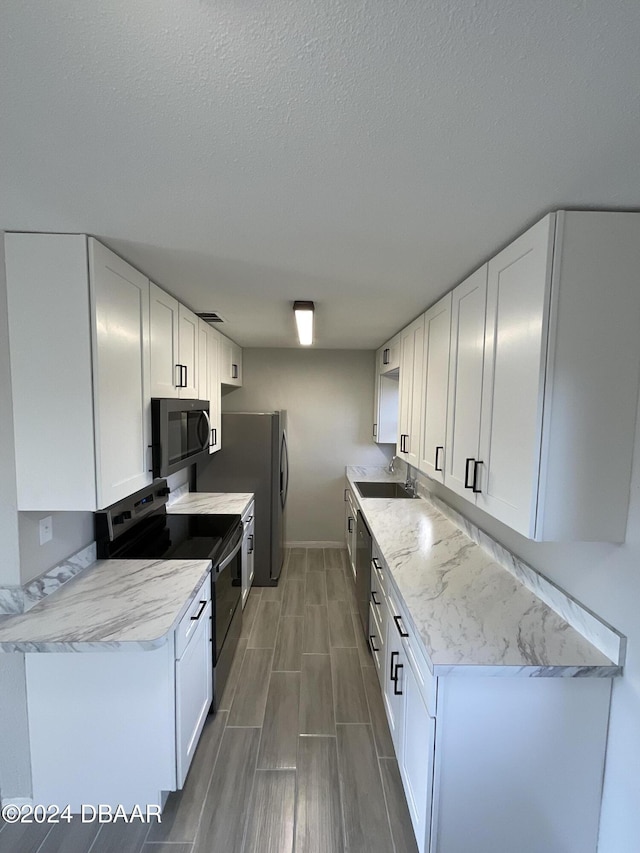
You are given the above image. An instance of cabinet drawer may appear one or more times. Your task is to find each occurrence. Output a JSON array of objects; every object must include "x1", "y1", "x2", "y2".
[
  {"x1": 175, "y1": 573, "x2": 211, "y2": 660},
  {"x1": 387, "y1": 584, "x2": 437, "y2": 717},
  {"x1": 371, "y1": 550, "x2": 387, "y2": 600}
]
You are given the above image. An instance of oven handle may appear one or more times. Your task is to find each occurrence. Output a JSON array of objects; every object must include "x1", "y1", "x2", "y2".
[{"x1": 217, "y1": 529, "x2": 243, "y2": 573}]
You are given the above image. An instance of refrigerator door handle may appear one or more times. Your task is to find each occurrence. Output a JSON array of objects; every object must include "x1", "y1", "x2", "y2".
[{"x1": 280, "y1": 431, "x2": 289, "y2": 509}]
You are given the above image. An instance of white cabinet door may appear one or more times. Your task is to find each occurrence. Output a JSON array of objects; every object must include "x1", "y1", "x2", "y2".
[
  {"x1": 476, "y1": 216, "x2": 554, "y2": 536},
  {"x1": 444, "y1": 265, "x2": 487, "y2": 501},
  {"x1": 379, "y1": 334, "x2": 401, "y2": 373},
  {"x1": 399, "y1": 662, "x2": 436, "y2": 853},
  {"x1": 397, "y1": 315, "x2": 425, "y2": 466},
  {"x1": 219, "y1": 333, "x2": 243, "y2": 386},
  {"x1": 208, "y1": 329, "x2": 222, "y2": 453},
  {"x1": 178, "y1": 304, "x2": 199, "y2": 398},
  {"x1": 150, "y1": 283, "x2": 180, "y2": 398},
  {"x1": 89, "y1": 239, "x2": 152, "y2": 508},
  {"x1": 198, "y1": 319, "x2": 211, "y2": 403},
  {"x1": 175, "y1": 599, "x2": 213, "y2": 788},
  {"x1": 374, "y1": 345, "x2": 400, "y2": 445},
  {"x1": 241, "y1": 502, "x2": 255, "y2": 608},
  {"x1": 419, "y1": 293, "x2": 452, "y2": 482}
]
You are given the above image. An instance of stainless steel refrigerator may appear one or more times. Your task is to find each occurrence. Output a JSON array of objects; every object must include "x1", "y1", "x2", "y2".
[{"x1": 196, "y1": 411, "x2": 288, "y2": 585}]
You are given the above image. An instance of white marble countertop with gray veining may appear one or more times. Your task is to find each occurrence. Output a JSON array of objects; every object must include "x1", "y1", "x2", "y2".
[
  {"x1": 0, "y1": 558, "x2": 211, "y2": 653},
  {"x1": 168, "y1": 491, "x2": 254, "y2": 516},
  {"x1": 346, "y1": 466, "x2": 618, "y2": 677}
]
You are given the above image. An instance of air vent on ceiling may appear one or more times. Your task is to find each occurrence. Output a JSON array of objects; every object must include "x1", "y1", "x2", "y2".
[{"x1": 196, "y1": 312, "x2": 225, "y2": 324}]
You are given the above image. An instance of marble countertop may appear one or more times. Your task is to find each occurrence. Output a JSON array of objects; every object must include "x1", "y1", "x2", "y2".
[
  {"x1": 347, "y1": 466, "x2": 618, "y2": 677},
  {"x1": 168, "y1": 491, "x2": 254, "y2": 517},
  {"x1": 0, "y1": 558, "x2": 211, "y2": 653}
]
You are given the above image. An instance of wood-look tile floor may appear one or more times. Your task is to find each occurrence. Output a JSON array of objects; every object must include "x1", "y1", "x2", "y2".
[{"x1": 0, "y1": 548, "x2": 417, "y2": 853}]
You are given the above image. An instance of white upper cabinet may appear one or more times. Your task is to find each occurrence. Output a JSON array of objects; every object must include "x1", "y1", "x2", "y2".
[
  {"x1": 149, "y1": 283, "x2": 180, "y2": 398},
  {"x1": 88, "y1": 240, "x2": 152, "y2": 508},
  {"x1": 444, "y1": 266, "x2": 487, "y2": 500},
  {"x1": 373, "y1": 340, "x2": 400, "y2": 444},
  {"x1": 5, "y1": 234, "x2": 152, "y2": 511},
  {"x1": 418, "y1": 293, "x2": 452, "y2": 482},
  {"x1": 378, "y1": 334, "x2": 401, "y2": 373},
  {"x1": 397, "y1": 315, "x2": 425, "y2": 467},
  {"x1": 178, "y1": 304, "x2": 199, "y2": 398},
  {"x1": 198, "y1": 320, "x2": 222, "y2": 453},
  {"x1": 475, "y1": 216, "x2": 554, "y2": 534},
  {"x1": 219, "y1": 333, "x2": 243, "y2": 386}
]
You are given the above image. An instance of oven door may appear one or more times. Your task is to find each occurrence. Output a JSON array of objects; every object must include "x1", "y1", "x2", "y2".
[
  {"x1": 212, "y1": 525, "x2": 243, "y2": 663},
  {"x1": 152, "y1": 398, "x2": 211, "y2": 477}
]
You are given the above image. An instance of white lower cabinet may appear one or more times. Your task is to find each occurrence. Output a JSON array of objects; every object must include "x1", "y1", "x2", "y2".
[
  {"x1": 344, "y1": 488, "x2": 357, "y2": 580},
  {"x1": 175, "y1": 597, "x2": 212, "y2": 788},
  {"x1": 377, "y1": 573, "x2": 610, "y2": 853},
  {"x1": 25, "y1": 573, "x2": 212, "y2": 811},
  {"x1": 241, "y1": 501, "x2": 256, "y2": 608}
]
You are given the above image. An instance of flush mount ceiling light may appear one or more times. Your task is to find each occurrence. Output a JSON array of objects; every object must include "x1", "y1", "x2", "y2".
[{"x1": 293, "y1": 301, "x2": 314, "y2": 346}]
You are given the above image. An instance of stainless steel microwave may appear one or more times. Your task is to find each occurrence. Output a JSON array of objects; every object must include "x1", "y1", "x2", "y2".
[{"x1": 151, "y1": 398, "x2": 211, "y2": 477}]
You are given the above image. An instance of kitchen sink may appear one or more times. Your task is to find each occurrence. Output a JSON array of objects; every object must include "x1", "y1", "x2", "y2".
[{"x1": 354, "y1": 481, "x2": 417, "y2": 499}]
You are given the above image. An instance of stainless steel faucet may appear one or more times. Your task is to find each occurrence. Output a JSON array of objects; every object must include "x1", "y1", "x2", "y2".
[
  {"x1": 387, "y1": 456, "x2": 396, "y2": 474},
  {"x1": 404, "y1": 474, "x2": 417, "y2": 496}
]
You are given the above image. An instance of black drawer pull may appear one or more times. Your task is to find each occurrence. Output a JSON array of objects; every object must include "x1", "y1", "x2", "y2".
[
  {"x1": 435, "y1": 445, "x2": 444, "y2": 472},
  {"x1": 371, "y1": 590, "x2": 380, "y2": 606},
  {"x1": 394, "y1": 614, "x2": 409, "y2": 638},
  {"x1": 472, "y1": 459, "x2": 483, "y2": 493},
  {"x1": 464, "y1": 457, "x2": 475, "y2": 489},
  {"x1": 393, "y1": 663, "x2": 404, "y2": 695},
  {"x1": 369, "y1": 634, "x2": 379, "y2": 653},
  {"x1": 371, "y1": 557, "x2": 381, "y2": 571},
  {"x1": 390, "y1": 651, "x2": 399, "y2": 683},
  {"x1": 373, "y1": 423, "x2": 377, "y2": 438},
  {"x1": 232, "y1": 363, "x2": 239, "y2": 379},
  {"x1": 248, "y1": 534, "x2": 254, "y2": 554},
  {"x1": 347, "y1": 516, "x2": 354, "y2": 533},
  {"x1": 190, "y1": 600, "x2": 207, "y2": 621},
  {"x1": 383, "y1": 347, "x2": 390, "y2": 365}
]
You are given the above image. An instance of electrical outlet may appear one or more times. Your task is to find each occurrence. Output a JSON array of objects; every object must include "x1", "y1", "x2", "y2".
[{"x1": 39, "y1": 516, "x2": 53, "y2": 545}]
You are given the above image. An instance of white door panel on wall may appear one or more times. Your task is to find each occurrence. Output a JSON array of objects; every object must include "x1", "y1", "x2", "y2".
[
  {"x1": 419, "y1": 293, "x2": 452, "y2": 481},
  {"x1": 444, "y1": 265, "x2": 487, "y2": 500},
  {"x1": 89, "y1": 239, "x2": 151, "y2": 508},
  {"x1": 477, "y1": 216, "x2": 554, "y2": 535},
  {"x1": 150, "y1": 283, "x2": 180, "y2": 398}
]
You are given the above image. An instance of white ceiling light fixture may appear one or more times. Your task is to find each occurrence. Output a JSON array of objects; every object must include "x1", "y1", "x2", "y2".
[{"x1": 293, "y1": 301, "x2": 314, "y2": 346}]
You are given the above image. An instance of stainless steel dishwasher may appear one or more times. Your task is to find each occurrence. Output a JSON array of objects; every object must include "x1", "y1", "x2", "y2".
[{"x1": 355, "y1": 510, "x2": 372, "y2": 643}]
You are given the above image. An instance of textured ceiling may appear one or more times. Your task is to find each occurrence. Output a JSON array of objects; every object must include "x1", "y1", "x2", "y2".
[{"x1": 1, "y1": 1, "x2": 640, "y2": 347}]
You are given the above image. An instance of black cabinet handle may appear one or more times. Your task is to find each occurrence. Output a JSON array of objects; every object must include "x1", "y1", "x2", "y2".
[
  {"x1": 347, "y1": 516, "x2": 354, "y2": 533},
  {"x1": 472, "y1": 460, "x2": 483, "y2": 493},
  {"x1": 400, "y1": 434, "x2": 409, "y2": 453},
  {"x1": 344, "y1": 488, "x2": 348, "y2": 502},
  {"x1": 183, "y1": 364, "x2": 188, "y2": 387},
  {"x1": 394, "y1": 614, "x2": 409, "y2": 638},
  {"x1": 371, "y1": 590, "x2": 380, "y2": 606},
  {"x1": 390, "y1": 651, "x2": 399, "y2": 683},
  {"x1": 464, "y1": 457, "x2": 475, "y2": 489},
  {"x1": 248, "y1": 534, "x2": 254, "y2": 554},
  {"x1": 383, "y1": 347, "x2": 390, "y2": 365},
  {"x1": 369, "y1": 634, "x2": 379, "y2": 653},
  {"x1": 371, "y1": 557, "x2": 381, "y2": 571},
  {"x1": 190, "y1": 600, "x2": 207, "y2": 621},
  {"x1": 435, "y1": 445, "x2": 444, "y2": 472},
  {"x1": 212, "y1": 427, "x2": 217, "y2": 446},
  {"x1": 175, "y1": 364, "x2": 184, "y2": 388},
  {"x1": 393, "y1": 663, "x2": 404, "y2": 695},
  {"x1": 373, "y1": 423, "x2": 377, "y2": 438},
  {"x1": 232, "y1": 363, "x2": 238, "y2": 379}
]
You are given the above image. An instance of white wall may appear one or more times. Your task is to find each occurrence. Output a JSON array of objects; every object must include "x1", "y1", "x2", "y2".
[
  {"x1": 222, "y1": 348, "x2": 392, "y2": 543},
  {"x1": 420, "y1": 393, "x2": 640, "y2": 853},
  {"x1": 0, "y1": 234, "x2": 32, "y2": 802},
  {"x1": 18, "y1": 512, "x2": 95, "y2": 585}
]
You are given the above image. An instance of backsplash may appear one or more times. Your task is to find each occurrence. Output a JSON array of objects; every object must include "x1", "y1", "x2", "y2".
[
  {"x1": 0, "y1": 541, "x2": 96, "y2": 615},
  {"x1": 403, "y1": 461, "x2": 625, "y2": 666}
]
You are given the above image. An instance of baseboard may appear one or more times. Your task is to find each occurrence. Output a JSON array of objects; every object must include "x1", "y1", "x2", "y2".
[
  {"x1": 1, "y1": 796, "x2": 33, "y2": 807},
  {"x1": 285, "y1": 541, "x2": 346, "y2": 549}
]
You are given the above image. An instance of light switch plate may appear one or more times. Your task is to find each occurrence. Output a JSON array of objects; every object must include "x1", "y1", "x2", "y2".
[{"x1": 39, "y1": 516, "x2": 53, "y2": 545}]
